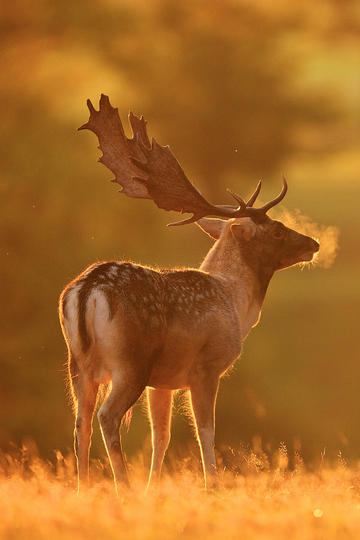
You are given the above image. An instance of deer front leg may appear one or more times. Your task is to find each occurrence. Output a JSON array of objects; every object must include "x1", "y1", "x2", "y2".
[
  {"x1": 146, "y1": 388, "x2": 173, "y2": 490},
  {"x1": 189, "y1": 376, "x2": 219, "y2": 490}
]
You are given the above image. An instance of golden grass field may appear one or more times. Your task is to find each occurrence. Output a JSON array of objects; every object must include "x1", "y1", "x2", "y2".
[{"x1": 1, "y1": 443, "x2": 360, "y2": 540}]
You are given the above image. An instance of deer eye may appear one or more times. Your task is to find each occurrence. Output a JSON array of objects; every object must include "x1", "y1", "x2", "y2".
[{"x1": 272, "y1": 224, "x2": 286, "y2": 239}]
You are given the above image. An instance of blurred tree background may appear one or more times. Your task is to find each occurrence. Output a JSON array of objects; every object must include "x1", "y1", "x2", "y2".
[{"x1": 1, "y1": 0, "x2": 359, "y2": 467}]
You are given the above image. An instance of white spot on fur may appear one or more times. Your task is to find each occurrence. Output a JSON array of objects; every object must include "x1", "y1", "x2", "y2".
[{"x1": 107, "y1": 266, "x2": 119, "y2": 278}]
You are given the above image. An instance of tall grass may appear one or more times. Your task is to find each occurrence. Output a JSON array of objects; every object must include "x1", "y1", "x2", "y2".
[{"x1": 1, "y1": 442, "x2": 360, "y2": 539}]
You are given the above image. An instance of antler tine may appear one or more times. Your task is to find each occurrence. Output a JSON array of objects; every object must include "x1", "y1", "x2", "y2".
[
  {"x1": 215, "y1": 204, "x2": 239, "y2": 211},
  {"x1": 168, "y1": 204, "x2": 247, "y2": 225},
  {"x1": 226, "y1": 188, "x2": 247, "y2": 210},
  {"x1": 246, "y1": 180, "x2": 262, "y2": 207},
  {"x1": 167, "y1": 214, "x2": 201, "y2": 227},
  {"x1": 215, "y1": 181, "x2": 262, "y2": 213},
  {"x1": 257, "y1": 177, "x2": 288, "y2": 213}
]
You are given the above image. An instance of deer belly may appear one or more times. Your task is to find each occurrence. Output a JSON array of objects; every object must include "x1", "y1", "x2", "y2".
[
  {"x1": 147, "y1": 326, "x2": 201, "y2": 389},
  {"x1": 147, "y1": 322, "x2": 236, "y2": 390},
  {"x1": 148, "y1": 347, "x2": 196, "y2": 390}
]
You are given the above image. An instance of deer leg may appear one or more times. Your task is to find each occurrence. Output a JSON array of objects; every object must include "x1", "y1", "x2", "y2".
[
  {"x1": 70, "y1": 358, "x2": 99, "y2": 491},
  {"x1": 146, "y1": 388, "x2": 173, "y2": 489},
  {"x1": 97, "y1": 377, "x2": 145, "y2": 492},
  {"x1": 189, "y1": 376, "x2": 219, "y2": 490}
]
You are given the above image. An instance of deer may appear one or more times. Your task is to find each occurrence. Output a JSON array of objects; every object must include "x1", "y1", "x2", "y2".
[{"x1": 59, "y1": 94, "x2": 319, "y2": 494}]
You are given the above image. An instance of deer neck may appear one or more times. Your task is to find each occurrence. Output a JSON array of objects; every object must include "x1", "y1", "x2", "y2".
[{"x1": 200, "y1": 232, "x2": 274, "y2": 339}]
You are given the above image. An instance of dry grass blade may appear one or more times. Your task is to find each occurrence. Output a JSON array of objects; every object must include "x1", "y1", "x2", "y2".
[{"x1": 1, "y1": 445, "x2": 360, "y2": 540}]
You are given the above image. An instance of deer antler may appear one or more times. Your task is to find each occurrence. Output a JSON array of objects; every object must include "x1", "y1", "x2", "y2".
[{"x1": 79, "y1": 95, "x2": 287, "y2": 225}]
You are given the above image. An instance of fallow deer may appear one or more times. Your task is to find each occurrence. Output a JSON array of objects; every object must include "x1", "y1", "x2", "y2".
[{"x1": 59, "y1": 94, "x2": 319, "y2": 493}]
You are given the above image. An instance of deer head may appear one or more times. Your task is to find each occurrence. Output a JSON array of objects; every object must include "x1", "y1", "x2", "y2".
[{"x1": 198, "y1": 215, "x2": 319, "y2": 276}]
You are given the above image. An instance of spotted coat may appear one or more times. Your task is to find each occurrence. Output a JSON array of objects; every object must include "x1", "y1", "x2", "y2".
[{"x1": 61, "y1": 261, "x2": 232, "y2": 355}]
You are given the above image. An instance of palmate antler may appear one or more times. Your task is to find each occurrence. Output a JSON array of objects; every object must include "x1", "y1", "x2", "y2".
[{"x1": 79, "y1": 94, "x2": 287, "y2": 225}]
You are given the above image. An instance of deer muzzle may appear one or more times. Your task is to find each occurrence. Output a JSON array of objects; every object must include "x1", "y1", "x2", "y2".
[{"x1": 301, "y1": 237, "x2": 320, "y2": 261}]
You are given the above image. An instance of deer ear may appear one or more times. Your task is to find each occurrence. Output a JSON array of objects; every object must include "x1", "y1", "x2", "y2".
[
  {"x1": 196, "y1": 218, "x2": 227, "y2": 240},
  {"x1": 231, "y1": 219, "x2": 257, "y2": 241}
]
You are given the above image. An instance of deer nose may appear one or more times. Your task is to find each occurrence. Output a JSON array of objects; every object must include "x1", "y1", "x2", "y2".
[{"x1": 312, "y1": 239, "x2": 320, "y2": 252}]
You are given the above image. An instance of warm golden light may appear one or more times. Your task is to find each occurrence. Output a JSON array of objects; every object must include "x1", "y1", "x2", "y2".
[
  {"x1": 0, "y1": 444, "x2": 359, "y2": 538},
  {"x1": 1, "y1": 0, "x2": 359, "y2": 536}
]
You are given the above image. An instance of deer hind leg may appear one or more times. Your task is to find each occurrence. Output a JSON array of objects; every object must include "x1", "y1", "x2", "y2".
[
  {"x1": 97, "y1": 375, "x2": 145, "y2": 492},
  {"x1": 189, "y1": 376, "x2": 220, "y2": 490},
  {"x1": 69, "y1": 355, "x2": 99, "y2": 491},
  {"x1": 146, "y1": 388, "x2": 173, "y2": 490}
]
